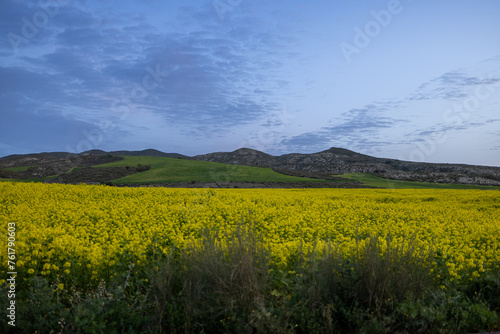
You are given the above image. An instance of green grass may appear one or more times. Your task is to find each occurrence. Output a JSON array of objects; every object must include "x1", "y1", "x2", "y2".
[
  {"x1": 0, "y1": 177, "x2": 50, "y2": 183},
  {"x1": 95, "y1": 156, "x2": 324, "y2": 184},
  {"x1": 5, "y1": 157, "x2": 499, "y2": 189},
  {"x1": 337, "y1": 173, "x2": 500, "y2": 190},
  {"x1": 1, "y1": 165, "x2": 36, "y2": 172}
]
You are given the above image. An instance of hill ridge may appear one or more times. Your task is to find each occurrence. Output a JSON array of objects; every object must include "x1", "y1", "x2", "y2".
[
  {"x1": 1, "y1": 147, "x2": 500, "y2": 186},
  {"x1": 191, "y1": 147, "x2": 500, "y2": 186}
]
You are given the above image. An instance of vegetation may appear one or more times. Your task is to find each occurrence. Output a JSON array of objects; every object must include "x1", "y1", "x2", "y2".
[
  {"x1": 337, "y1": 172, "x2": 500, "y2": 189},
  {"x1": 2, "y1": 155, "x2": 500, "y2": 188},
  {"x1": 2, "y1": 165, "x2": 36, "y2": 172},
  {"x1": 95, "y1": 156, "x2": 323, "y2": 184},
  {"x1": 1, "y1": 182, "x2": 499, "y2": 332}
]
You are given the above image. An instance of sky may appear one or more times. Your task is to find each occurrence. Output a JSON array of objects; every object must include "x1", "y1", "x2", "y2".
[{"x1": 1, "y1": 0, "x2": 499, "y2": 166}]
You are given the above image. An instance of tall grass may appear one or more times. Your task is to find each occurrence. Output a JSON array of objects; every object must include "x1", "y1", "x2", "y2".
[
  {"x1": 145, "y1": 224, "x2": 498, "y2": 333},
  {"x1": 3, "y1": 223, "x2": 499, "y2": 333},
  {"x1": 150, "y1": 223, "x2": 281, "y2": 333},
  {"x1": 291, "y1": 233, "x2": 436, "y2": 332}
]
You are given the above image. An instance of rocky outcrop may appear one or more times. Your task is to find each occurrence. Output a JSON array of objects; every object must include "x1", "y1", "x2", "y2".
[
  {"x1": 193, "y1": 148, "x2": 277, "y2": 167},
  {"x1": 193, "y1": 147, "x2": 500, "y2": 186},
  {"x1": 0, "y1": 154, "x2": 124, "y2": 179}
]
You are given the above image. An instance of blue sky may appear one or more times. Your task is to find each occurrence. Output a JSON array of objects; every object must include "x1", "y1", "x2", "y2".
[{"x1": 1, "y1": 0, "x2": 499, "y2": 166}]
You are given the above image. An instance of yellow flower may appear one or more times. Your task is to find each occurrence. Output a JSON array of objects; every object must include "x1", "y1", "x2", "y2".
[
  {"x1": 58, "y1": 283, "x2": 64, "y2": 290},
  {"x1": 1, "y1": 182, "x2": 499, "y2": 286}
]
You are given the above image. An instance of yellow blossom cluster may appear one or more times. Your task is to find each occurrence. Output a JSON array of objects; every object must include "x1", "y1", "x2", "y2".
[{"x1": 1, "y1": 182, "x2": 499, "y2": 284}]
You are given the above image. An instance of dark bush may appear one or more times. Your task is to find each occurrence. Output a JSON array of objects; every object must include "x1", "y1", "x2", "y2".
[{"x1": 137, "y1": 164, "x2": 151, "y2": 172}]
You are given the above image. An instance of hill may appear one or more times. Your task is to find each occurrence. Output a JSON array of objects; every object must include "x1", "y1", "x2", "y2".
[
  {"x1": 92, "y1": 156, "x2": 356, "y2": 187},
  {"x1": 193, "y1": 148, "x2": 277, "y2": 167},
  {"x1": 1, "y1": 147, "x2": 500, "y2": 188},
  {"x1": 82, "y1": 149, "x2": 189, "y2": 159},
  {"x1": 193, "y1": 147, "x2": 500, "y2": 187}
]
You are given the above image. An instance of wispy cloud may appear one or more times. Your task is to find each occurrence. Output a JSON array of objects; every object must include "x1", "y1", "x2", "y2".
[
  {"x1": 0, "y1": 1, "x2": 297, "y2": 153},
  {"x1": 1, "y1": 0, "x2": 499, "y2": 165},
  {"x1": 282, "y1": 104, "x2": 408, "y2": 152},
  {"x1": 280, "y1": 56, "x2": 500, "y2": 156},
  {"x1": 409, "y1": 70, "x2": 500, "y2": 101}
]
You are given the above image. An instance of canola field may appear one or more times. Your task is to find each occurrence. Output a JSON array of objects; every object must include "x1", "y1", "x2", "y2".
[{"x1": 1, "y1": 181, "x2": 500, "y2": 287}]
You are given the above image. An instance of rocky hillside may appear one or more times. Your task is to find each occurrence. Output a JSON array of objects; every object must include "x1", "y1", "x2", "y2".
[
  {"x1": 193, "y1": 147, "x2": 500, "y2": 186},
  {"x1": 82, "y1": 149, "x2": 189, "y2": 159},
  {"x1": 0, "y1": 154, "x2": 123, "y2": 179},
  {"x1": 193, "y1": 148, "x2": 277, "y2": 167},
  {"x1": 2, "y1": 147, "x2": 500, "y2": 186}
]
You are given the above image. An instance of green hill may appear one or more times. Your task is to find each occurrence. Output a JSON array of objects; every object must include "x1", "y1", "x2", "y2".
[
  {"x1": 2, "y1": 154, "x2": 499, "y2": 189},
  {"x1": 95, "y1": 156, "x2": 324, "y2": 184}
]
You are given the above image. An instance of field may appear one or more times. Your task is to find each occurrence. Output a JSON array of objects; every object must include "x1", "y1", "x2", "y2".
[
  {"x1": 3, "y1": 155, "x2": 500, "y2": 190},
  {"x1": 1, "y1": 182, "x2": 500, "y2": 333},
  {"x1": 94, "y1": 156, "x2": 323, "y2": 184},
  {"x1": 2, "y1": 166, "x2": 34, "y2": 172}
]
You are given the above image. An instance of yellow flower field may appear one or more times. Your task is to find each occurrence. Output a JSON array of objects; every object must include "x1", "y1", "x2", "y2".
[{"x1": 1, "y1": 182, "x2": 499, "y2": 285}]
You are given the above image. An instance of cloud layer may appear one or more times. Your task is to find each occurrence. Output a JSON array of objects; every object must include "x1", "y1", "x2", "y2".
[
  {"x1": 1, "y1": 1, "x2": 499, "y2": 165},
  {"x1": 0, "y1": 0, "x2": 294, "y2": 153}
]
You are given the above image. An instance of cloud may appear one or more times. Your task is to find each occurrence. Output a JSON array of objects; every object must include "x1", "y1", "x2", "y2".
[
  {"x1": 282, "y1": 105, "x2": 406, "y2": 152},
  {"x1": 413, "y1": 118, "x2": 500, "y2": 139},
  {"x1": 0, "y1": 0, "x2": 298, "y2": 150},
  {"x1": 409, "y1": 70, "x2": 500, "y2": 101},
  {"x1": 0, "y1": 93, "x2": 98, "y2": 153},
  {"x1": 57, "y1": 27, "x2": 104, "y2": 46},
  {"x1": 280, "y1": 56, "x2": 500, "y2": 155},
  {"x1": 0, "y1": 66, "x2": 58, "y2": 94},
  {"x1": 0, "y1": 2, "x2": 36, "y2": 50}
]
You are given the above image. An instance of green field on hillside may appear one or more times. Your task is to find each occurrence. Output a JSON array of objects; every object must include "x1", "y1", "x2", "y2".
[
  {"x1": 337, "y1": 173, "x2": 500, "y2": 190},
  {"x1": 3, "y1": 165, "x2": 35, "y2": 172},
  {"x1": 96, "y1": 156, "x2": 324, "y2": 184},
  {"x1": 2, "y1": 156, "x2": 499, "y2": 189}
]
